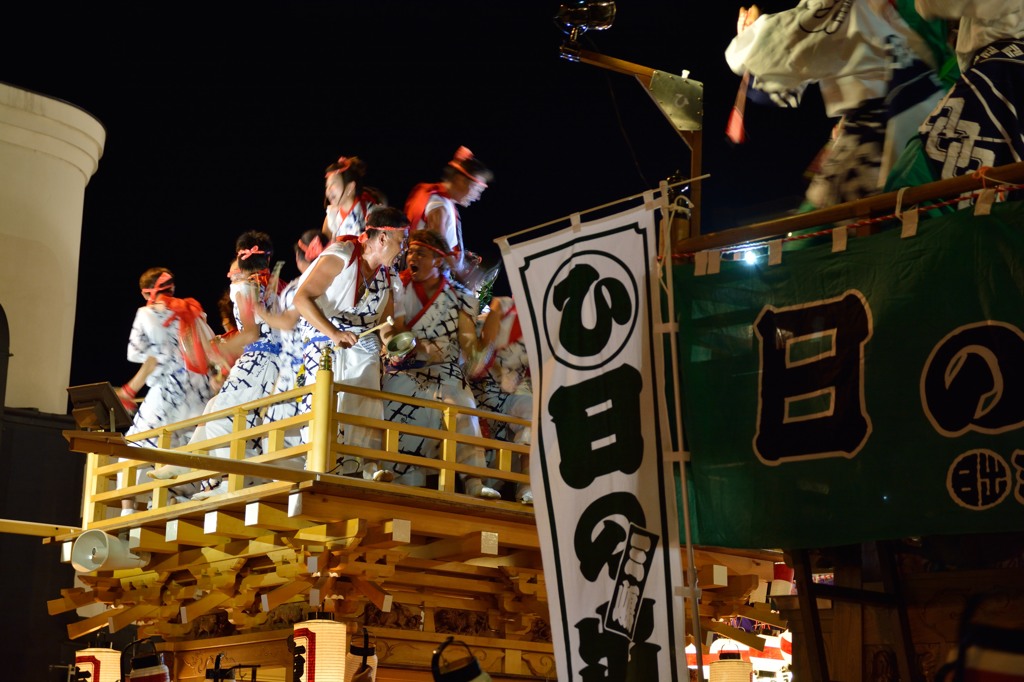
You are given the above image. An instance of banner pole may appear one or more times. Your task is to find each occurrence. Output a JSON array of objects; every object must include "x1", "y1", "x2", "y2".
[
  {"x1": 495, "y1": 174, "x2": 710, "y2": 245},
  {"x1": 656, "y1": 183, "x2": 706, "y2": 681}
]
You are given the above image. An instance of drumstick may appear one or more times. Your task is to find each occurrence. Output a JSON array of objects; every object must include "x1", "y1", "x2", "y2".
[{"x1": 357, "y1": 315, "x2": 394, "y2": 339}]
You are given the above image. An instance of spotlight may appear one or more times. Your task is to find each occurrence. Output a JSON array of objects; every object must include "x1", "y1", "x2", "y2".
[{"x1": 554, "y1": 1, "x2": 616, "y2": 54}]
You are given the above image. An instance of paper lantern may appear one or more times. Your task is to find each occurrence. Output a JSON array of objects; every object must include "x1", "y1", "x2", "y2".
[
  {"x1": 294, "y1": 614, "x2": 349, "y2": 682},
  {"x1": 779, "y1": 630, "x2": 793, "y2": 665},
  {"x1": 709, "y1": 638, "x2": 751, "y2": 661},
  {"x1": 345, "y1": 628, "x2": 377, "y2": 682},
  {"x1": 75, "y1": 646, "x2": 121, "y2": 682},
  {"x1": 709, "y1": 653, "x2": 753, "y2": 682},
  {"x1": 129, "y1": 653, "x2": 171, "y2": 681}
]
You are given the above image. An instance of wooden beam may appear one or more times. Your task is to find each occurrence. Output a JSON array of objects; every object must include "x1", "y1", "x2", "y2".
[
  {"x1": 293, "y1": 518, "x2": 366, "y2": 544},
  {"x1": 109, "y1": 603, "x2": 159, "y2": 633},
  {"x1": 406, "y1": 532, "x2": 499, "y2": 561},
  {"x1": 48, "y1": 589, "x2": 99, "y2": 616},
  {"x1": 205, "y1": 511, "x2": 267, "y2": 539},
  {"x1": 260, "y1": 578, "x2": 313, "y2": 611},
  {"x1": 246, "y1": 502, "x2": 313, "y2": 531},
  {"x1": 165, "y1": 519, "x2": 230, "y2": 547},
  {"x1": 349, "y1": 576, "x2": 393, "y2": 613},
  {"x1": 180, "y1": 591, "x2": 231, "y2": 624},
  {"x1": 361, "y1": 519, "x2": 412, "y2": 548},
  {"x1": 129, "y1": 527, "x2": 178, "y2": 553},
  {"x1": 68, "y1": 606, "x2": 123, "y2": 640},
  {"x1": 674, "y1": 160, "x2": 1024, "y2": 255},
  {"x1": 0, "y1": 518, "x2": 80, "y2": 537}
]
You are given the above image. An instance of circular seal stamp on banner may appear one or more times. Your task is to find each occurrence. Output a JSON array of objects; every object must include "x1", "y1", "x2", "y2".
[{"x1": 541, "y1": 250, "x2": 639, "y2": 370}]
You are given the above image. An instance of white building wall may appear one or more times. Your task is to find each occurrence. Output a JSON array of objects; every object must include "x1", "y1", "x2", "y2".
[{"x1": 0, "y1": 83, "x2": 105, "y2": 414}]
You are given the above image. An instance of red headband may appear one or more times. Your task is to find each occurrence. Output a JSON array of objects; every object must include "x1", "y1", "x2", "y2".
[
  {"x1": 449, "y1": 146, "x2": 487, "y2": 188},
  {"x1": 142, "y1": 271, "x2": 174, "y2": 304},
  {"x1": 408, "y1": 239, "x2": 450, "y2": 258},
  {"x1": 299, "y1": 238, "x2": 324, "y2": 262},
  {"x1": 325, "y1": 156, "x2": 352, "y2": 179},
  {"x1": 237, "y1": 246, "x2": 268, "y2": 261}
]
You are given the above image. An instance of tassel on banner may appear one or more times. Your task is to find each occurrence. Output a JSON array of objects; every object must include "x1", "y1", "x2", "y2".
[
  {"x1": 900, "y1": 208, "x2": 919, "y2": 238},
  {"x1": 570, "y1": 213, "x2": 582, "y2": 232},
  {"x1": 832, "y1": 225, "x2": 848, "y2": 253},
  {"x1": 768, "y1": 239, "x2": 782, "y2": 266},
  {"x1": 975, "y1": 188, "x2": 996, "y2": 215},
  {"x1": 895, "y1": 187, "x2": 919, "y2": 238},
  {"x1": 694, "y1": 251, "x2": 709, "y2": 276},
  {"x1": 708, "y1": 250, "x2": 722, "y2": 275}
]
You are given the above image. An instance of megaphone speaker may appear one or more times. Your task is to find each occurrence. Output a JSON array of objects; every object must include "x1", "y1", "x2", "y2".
[{"x1": 71, "y1": 529, "x2": 151, "y2": 572}]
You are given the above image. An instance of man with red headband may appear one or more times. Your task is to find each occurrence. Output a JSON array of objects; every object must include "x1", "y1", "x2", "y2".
[
  {"x1": 404, "y1": 146, "x2": 493, "y2": 289},
  {"x1": 380, "y1": 229, "x2": 501, "y2": 500},
  {"x1": 116, "y1": 267, "x2": 216, "y2": 513}
]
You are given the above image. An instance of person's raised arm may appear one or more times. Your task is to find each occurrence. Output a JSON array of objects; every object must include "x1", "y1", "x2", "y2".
[{"x1": 293, "y1": 255, "x2": 359, "y2": 349}]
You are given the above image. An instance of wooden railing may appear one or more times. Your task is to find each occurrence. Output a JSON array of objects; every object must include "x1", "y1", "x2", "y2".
[{"x1": 83, "y1": 367, "x2": 531, "y2": 525}]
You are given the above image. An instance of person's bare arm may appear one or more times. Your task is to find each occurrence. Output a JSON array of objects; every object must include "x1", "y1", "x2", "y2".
[
  {"x1": 114, "y1": 355, "x2": 159, "y2": 411},
  {"x1": 256, "y1": 305, "x2": 301, "y2": 331},
  {"x1": 425, "y1": 205, "x2": 465, "y2": 273},
  {"x1": 293, "y1": 255, "x2": 359, "y2": 348}
]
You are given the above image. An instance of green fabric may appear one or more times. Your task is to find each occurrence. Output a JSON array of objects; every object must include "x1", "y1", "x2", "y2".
[
  {"x1": 884, "y1": 135, "x2": 956, "y2": 216},
  {"x1": 673, "y1": 201, "x2": 1024, "y2": 549},
  {"x1": 894, "y1": 0, "x2": 961, "y2": 89}
]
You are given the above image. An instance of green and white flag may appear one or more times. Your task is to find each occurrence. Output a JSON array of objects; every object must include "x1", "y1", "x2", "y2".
[{"x1": 675, "y1": 202, "x2": 1024, "y2": 549}]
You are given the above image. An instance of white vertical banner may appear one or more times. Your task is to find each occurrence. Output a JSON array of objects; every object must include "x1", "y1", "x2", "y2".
[{"x1": 500, "y1": 204, "x2": 684, "y2": 680}]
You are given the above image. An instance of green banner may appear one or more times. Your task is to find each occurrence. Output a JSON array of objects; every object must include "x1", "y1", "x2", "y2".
[{"x1": 674, "y1": 202, "x2": 1024, "y2": 549}]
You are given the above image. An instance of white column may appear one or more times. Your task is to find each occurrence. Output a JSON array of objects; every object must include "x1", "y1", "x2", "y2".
[{"x1": 0, "y1": 83, "x2": 105, "y2": 414}]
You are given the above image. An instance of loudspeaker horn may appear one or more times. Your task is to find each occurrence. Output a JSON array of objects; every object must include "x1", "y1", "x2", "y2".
[{"x1": 71, "y1": 529, "x2": 151, "y2": 572}]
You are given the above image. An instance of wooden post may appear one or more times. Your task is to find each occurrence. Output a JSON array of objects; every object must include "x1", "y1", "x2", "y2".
[
  {"x1": 307, "y1": 367, "x2": 335, "y2": 473},
  {"x1": 438, "y1": 405, "x2": 457, "y2": 493}
]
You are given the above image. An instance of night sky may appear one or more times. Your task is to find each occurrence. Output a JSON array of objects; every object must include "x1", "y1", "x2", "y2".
[{"x1": 2, "y1": 1, "x2": 830, "y2": 390}]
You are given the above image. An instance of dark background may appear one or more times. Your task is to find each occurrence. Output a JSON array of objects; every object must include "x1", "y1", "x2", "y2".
[{"x1": 2, "y1": 0, "x2": 829, "y2": 392}]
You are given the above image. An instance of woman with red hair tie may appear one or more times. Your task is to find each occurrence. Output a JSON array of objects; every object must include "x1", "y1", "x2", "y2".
[
  {"x1": 257, "y1": 229, "x2": 331, "y2": 457},
  {"x1": 321, "y1": 155, "x2": 385, "y2": 241},
  {"x1": 294, "y1": 206, "x2": 409, "y2": 478}
]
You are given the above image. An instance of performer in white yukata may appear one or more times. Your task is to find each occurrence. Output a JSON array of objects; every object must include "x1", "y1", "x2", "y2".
[
  {"x1": 727, "y1": 0, "x2": 953, "y2": 209},
  {"x1": 150, "y1": 231, "x2": 282, "y2": 500},
  {"x1": 258, "y1": 229, "x2": 330, "y2": 464},
  {"x1": 116, "y1": 267, "x2": 216, "y2": 513},
  {"x1": 467, "y1": 296, "x2": 534, "y2": 505},
  {"x1": 886, "y1": 0, "x2": 1024, "y2": 194},
  {"x1": 293, "y1": 206, "x2": 409, "y2": 479},
  {"x1": 403, "y1": 146, "x2": 493, "y2": 288},
  {"x1": 381, "y1": 230, "x2": 501, "y2": 500},
  {"x1": 321, "y1": 155, "x2": 384, "y2": 241}
]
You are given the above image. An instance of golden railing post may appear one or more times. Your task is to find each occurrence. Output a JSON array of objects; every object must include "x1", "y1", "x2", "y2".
[
  {"x1": 227, "y1": 407, "x2": 248, "y2": 491},
  {"x1": 438, "y1": 405, "x2": 458, "y2": 493},
  {"x1": 308, "y1": 365, "x2": 335, "y2": 473},
  {"x1": 81, "y1": 451, "x2": 103, "y2": 526}
]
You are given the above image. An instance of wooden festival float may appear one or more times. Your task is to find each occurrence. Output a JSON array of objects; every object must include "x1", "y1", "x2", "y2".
[{"x1": 50, "y1": 361, "x2": 790, "y2": 681}]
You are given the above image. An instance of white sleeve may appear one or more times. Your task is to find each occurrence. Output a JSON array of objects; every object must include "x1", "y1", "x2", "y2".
[{"x1": 725, "y1": 1, "x2": 888, "y2": 89}]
